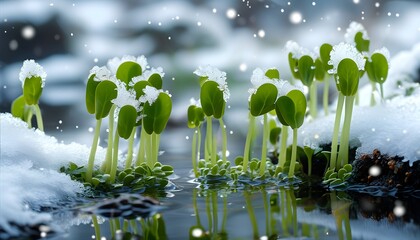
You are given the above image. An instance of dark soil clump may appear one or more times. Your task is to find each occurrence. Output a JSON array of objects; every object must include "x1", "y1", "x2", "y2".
[{"x1": 349, "y1": 149, "x2": 420, "y2": 194}]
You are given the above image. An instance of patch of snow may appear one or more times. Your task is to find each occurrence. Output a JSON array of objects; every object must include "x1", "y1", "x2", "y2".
[
  {"x1": 130, "y1": 67, "x2": 165, "y2": 86},
  {"x1": 19, "y1": 59, "x2": 47, "y2": 88},
  {"x1": 107, "y1": 55, "x2": 149, "y2": 75},
  {"x1": 89, "y1": 66, "x2": 112, "y2": 82},
  {"x1": 193, "y1": 65, "x2": 230, "y2": 102},
  {"x1": 344, "y1": 21, "x2": 369, "y2": 45},
  {"x1": 328, "y1": 42, "x2": 366, "y2": 74},
  {"x1": 0, "y1": 113, "x2": 107, "y2": 237},
  {"x1": 111, "y1": 80, "x2": 139, "y2": 110},
  {"x1": 139, "y1": 85, "x2": 163, "y2": 105}
]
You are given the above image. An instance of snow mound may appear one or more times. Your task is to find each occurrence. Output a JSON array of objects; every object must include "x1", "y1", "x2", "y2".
[{"x1": 0, "y1": 113, "x2": 106, "y2": 237}]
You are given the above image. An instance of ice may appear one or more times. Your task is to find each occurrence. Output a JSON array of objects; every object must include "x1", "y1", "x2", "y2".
[
  {"x1": 0, "y1": 113, "x2": 107, "y2": 237},
  {"x1": 18, "y1": 60, "x2": 47, "y2": 88}
]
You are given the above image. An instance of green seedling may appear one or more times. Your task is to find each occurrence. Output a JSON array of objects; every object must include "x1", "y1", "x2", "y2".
[
  {"x1": 275, "y1": 89, "x2": 307, "y2": 178},
  {"x1": 323, "y1": 164, "x2": 352, "y2": 188},
  {"x1": 365, "y1": 48, "x2": 390, "y2": 102},
  {"x1": 12, "y1": 60, "x2": 47, "y2": 131},
  {"x1": 297, "y1": 55, "x2": 317, "y2": 119},
  {"x1": 319, "y1": 43, "x2": 333, "y2": 116},
  {"x1": 188, "y1": 100, "x2": 205, "y2": 177}
]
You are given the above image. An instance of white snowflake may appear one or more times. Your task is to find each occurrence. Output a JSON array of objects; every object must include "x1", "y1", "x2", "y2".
[
  {"x1": 19, "y1": 60, "x2": 47, "y2": 88},
  {"x1": 107, "y1": 55, "x2": 149, "y2": 74},
  {"x1": 194, "y1": 65, "x2": 230, "y2": 102},
  {"x1": 88, "y1": 66, "x2": 112, "y2": 82},
  {"x1": 344, "y1": 21, "x2": 369, "y2": 46},
  {"x1": 328, "y1": 42, "x2": 366, "y2": 74}
]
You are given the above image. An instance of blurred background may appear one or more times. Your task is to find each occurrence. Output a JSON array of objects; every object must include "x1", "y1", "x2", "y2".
[{"x1": 1, "y1": 0, "x2": 419, "y2": 152}]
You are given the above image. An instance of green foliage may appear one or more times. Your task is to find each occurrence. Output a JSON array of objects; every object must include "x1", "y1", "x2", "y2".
[
  {"x1": 187, "y1": 105, "x2": 205, "y2": 128},
  {"x1": 95, "y1": 80, "x2": 117, "y2": 120},
  {"x1": 275, "y1": 90, "x2": 306, "y2": 129},
  {"x1": 143, "y1": 93, "x2": 172, "y2": 134},
  {"x1": 319, "y1": 43, "x2": 333, "y2": 72},
  {"x1": 265, "y1": 68, "x2": 280, "y2": 79},
  {"x1": 11, "y1": 95, "x2": 26, "y2": 120},
  {"x1": 86, "y1": 75, "x2": 100, "y2": 114},
  {"x1": 148, "y1": 73, "x2": 163, "y2": 89},
  {"x1": 354, "y1": 32, "x2": 370, "y2": 52},
  {"x1": 198, "y1": 159, "x2": 231, "y2": 178},
  {"x1": 116, "y1": 61, "x2": 142, "y2": 85},
  {"x1": 297, "y1": 55, "x2": 315, "y2": 87},
  {"x1": 117, "y1": 105, "x2": 137, "y2": 139},
  {"x1": 314, "y1": 58, "x2": 325, "y2": 81},
  {"x1": 23, "y1": 76, "x2": 43, "y2": 105},
  {"x1": 269, "y1": 127, "x2": 281, "y2": 145},
  {"x1": 288, "y1": 53, "x2": 300, "y2": 79},
  {"x1": 61, "y1": 162, "x2": 173, "y2": 193},
  {"x1": 336, "y1": 59, "x2": 360, "y2": 96},
  {"x1": 250, "y1": 83, "x2": 278, "y2": 116},
  {"x1": 200, "y1": 81, "x2": 225, "y2": 119},
  {"x1": 133, "y1": 81, "x2": 151, "y2": 99},
  {"x1": 366, "y1": 53, "x2": 388, "y2": 84},
  {"x1": 323, "y1": 164, "x2": 352, "y2": 188}
]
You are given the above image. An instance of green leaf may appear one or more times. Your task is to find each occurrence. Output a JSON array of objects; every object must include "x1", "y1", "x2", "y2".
[
  {"x1": 211, "y1": 165, "x2": 219, "y2": 175},
  {"x1": 288, "y1": 53, "x2": 300, "y2": 79},
  {"x1": 133, "y1": 81, "x2": 151, "y2": 99},
  {"x1": 366, "y1": 53, "x2": 388, "y2": 84},
  {"x1": 320, "y1": 43, "x2": 333, "y2": 72},
  {"x1": 314, "y1": 58, "x2": 325, "y2": 81},
  {"x1": 337, "y1": 58, "x2": 360, "y2": 96},
  {"x1": 116, "y1": 61, "x2": 142, "y2": 86},
  {"x1": 338, "y1": 168, "x2": 346, "y2": 179},
  {"x1": 86, "y1": 75, "x2": 100, "y2": 114},
  {"x1": 303, "y1": 146, "x2": 315, "y2": 160},
  {"x1": 187, "y1": 105, "x2": 204, "y2": 128},
  {"x1": 250, "y1": 83, "x2": 278, "y2": 116},
  {"x1": 354, "y1": 32, "x2": 370, "y2": 52},
  {"x1": 95, "y1": 80, "x2": 117, "y2": 120},
  {"x1": 298, "y1": 55, "x2": 315, "y2": 87},
  {"x1": 148, "y1": 73, "x2": 163, "y2": 89},
  {"x1": 288, "y1": 90, "x2": 307, "y2": 128},
  {"x1": 330, "y1": 178, "x2": 343, "y2": 186},
  {"x1": 23, "y1": 76, "x2": 43, "y2": 105},
  {"x1": 343, "y1": 164, "x2": 353, "y2": 172},
  {"x1": 200, "y1": 81, "x2": 225, "y2": 119},
  {"x1": 275, "y1": 96, "x2": 294, "y2": 127},
  {"x1": 117, "y1": 105, "x2": 137, "y2": 139},
  {"x1": 143, "y1": 92, "x2": 172, "y2": 134},
  {"x1": 265, "y1": 68, "x2": 280, "y2": 79},
  {"x1": 11, "y1": 95, "x2": 26, "y2": 120},
  {"x1": 269, "y1": 127, "x2": 281, "y2": 145}
]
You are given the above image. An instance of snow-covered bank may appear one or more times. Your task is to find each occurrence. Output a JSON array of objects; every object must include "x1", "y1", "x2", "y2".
[{"x1": 0, "y1": 113, "x2": 105, "y2": 237}]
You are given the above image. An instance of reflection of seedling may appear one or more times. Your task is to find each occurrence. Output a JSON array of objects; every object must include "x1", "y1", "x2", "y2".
[{"x1": 12, "y1": 60, "x2": 47, "y2": 131}]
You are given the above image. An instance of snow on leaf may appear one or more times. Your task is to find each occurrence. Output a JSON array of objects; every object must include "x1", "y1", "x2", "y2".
[
  {"x1": 344, "y1": 21, "x2": 369, "y2": 44},
  {"x1": 19, "y1": 59, "x2": 47, "y2": 88},
  {"x1": 107, "y1": 55, "x2": 149, "y2": 74},
  {"x1": 139, "y1": 85, "x2": 163, "y2": 105},
  {"x1": 194, "y1": 65, "x2": 230, "y2": 102},
  {"x1": 89, "y1": 66, "x2": 112, "y2": 82},
  {"x1": 328, "y1": 42, "x2": 366, "y2": 74},
  {"x1": 111, "y1": 80, "x2": 140, "y2": 111}
]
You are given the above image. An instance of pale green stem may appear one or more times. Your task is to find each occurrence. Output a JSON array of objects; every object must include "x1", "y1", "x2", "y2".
[
  {"x1": 323, "y1": 76, "x2": 330, "y2": 116},
  {"x1": 380, "y1": 83, "x2": 385, "y2": 102},
  {"x1": 338, "y1": 95, "x2": 355, "y2": 168},
  {"x1": 124, "y1": 128, "x2": 136, "y2": 169},
  {"x1": 330, "y1": 93, "x2": 345, "y2": 171},
  {"x1": 86, "y1": 119, "x2": 102, "y2": 183},
  {"x1": 336, "y1": 216, "x2": 344, "y2": 240},
  {"x1": 151, "y1": 133, "x2": 158, "y2": 167},
  {"x1": 288, "y1": 128, "x2": 298, "y2": 178},
  {"x1": 192, "y1": 129, "x2": 198, "y2": 177},
  {"x1": 344, "y1": 212, "x2": 352, "y2": 240},
  {"x1": 370, "y1": 81, "x2": 377, "y2": 106},
  {"x1": 218, "y1": 118, "x2": 228, "y2": 163},
  {"x1": 244, "y1": 191, "x2": 259, "y2": 238},
  {"x1": 113, "y1": 218, "x2": 121, "y2": 230},
  {"x1": 279, "y1": 125, "x2": 289, "y2": 168},
  {"x1": 308, "y1": 154, "x2": 313, "y2": 177},
  {"x1": 242, "y1": 113, "x2": 256, "y2": 173},
  {"x1": 25, "y1": 108, "x2": 33, "y2": 128},
  {"x1": 92, "y1": 215, "x2": 101, "y2": 240},
  {"x1": 109, "y1": 130, "x2": 120, "y2": 183},
  {"x1": 34, "y1": 104, "x2": 44, "y2": 131},
  {"x1": 260, "y1": 114, "x2": 269, "y2": 176},
  {"x1": 211, "y1": 135, "x2": 217, "y2": 166},
  {"x1": 135, "y1": 126, "x2": 146, "y2": 166},
  {"x1": 146, "y1": 133, "x2": 152, "y2": 168},
  {"x1": 197, "y1": 128, "x2": 202, "y2": 161},
  {"x1": 123, "y1": 220, "x2": 129, "y2": 232},
  {"x1": 101, "y1": 105, "x2": 115, "y2": 173},
  {"x1": 309, "y1": 82, "x2": 318, "y2": 119},
  {"x1": 205, "y1": 116, "x2": 212, "y2": 163}
]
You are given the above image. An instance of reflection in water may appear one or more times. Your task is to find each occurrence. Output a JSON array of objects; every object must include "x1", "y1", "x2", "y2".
[{"x1": 330, "y1": 191, "x2": 352, "y2": 240}]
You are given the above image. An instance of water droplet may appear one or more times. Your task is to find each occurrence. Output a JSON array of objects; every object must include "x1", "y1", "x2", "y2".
[
  {"x1": 88, "y1": 127, "x2": 93, "y2": 132},
  {"x1": 290, "y1": 11, "x2": 302, "y2": 24},
  {"x1": 312, "y1": 2, "x2": 316, "y2": 6},
  {"x1": 75, "y1": 125, "x2": 79, "y2": 129},
  {"x1": 226, "y1": 8, "x2": 237, "y2": 19},
  {"x1": 172, "y1": 77, "x2": 175, "y2": 81},
  {"x1": 387, "y1": 12, "x2": 392, "y2": 16},
  {"x1": 369, "y1": 165, "x2": 381, "y2": 177},
  {"x1": 281, "y1": 9, "x2": 284, "y2": 13},
  {"x1": 191, "y1": 227, "x2": 204, "y2": 237},
  {"x1": 287, "y1": 2, "x2": 291, "y2": 5},
  {"x1": 375, "y1": 2, "x2": 380, "y2": 7},
  {"x1": 70, "y1": 33, "x2": 74, "y2": 36},
  {"x1": 9, "y1": 40, "x2": 18, "y2": 50},
  {"x1": 59, "y1": 120, "x2": 62, "y2": 124},
  {"x1": 56, "y1": 126, "x2": 59, "y2": 130},
  {"x1": 258, "y1": 29, "x2": 265, "y2": 38},
  {"x1": 310, "y1": 65, "x2": 316, "y2": 70},
  {"x1": 229, "y1": 130, "x2": 233, "y2": 134},
  {"x1": 106, "y1": 128, "x2": 109, "y2": 133},
  {"x1": 22, "y1": 25, "x2": 36, "y2": 39},
  {"x1": 239, "y1": 63, "x2": 247, "y2": 71},
  {"x1": 186, "y1": 136, "x2": 189, "y2": 140},
  {"x1": 396, "y1": 13, "x2": 400, "y2": 17},
  {"x1": 212, "y1": 8, "x2": 217, "y2": 13},
  {"x1": 265, "y1": 4, "x2": 269, "y2": 8},
  {"x1": 197, "y1": 21, "x2": 202, "y2": 26}
]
